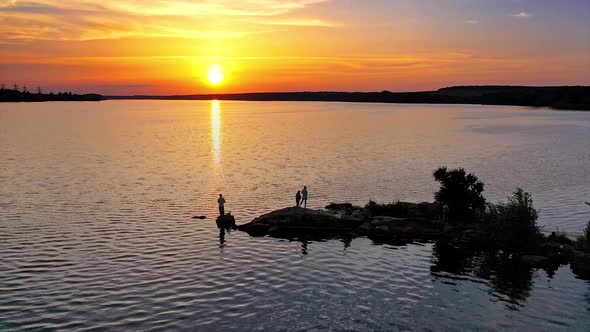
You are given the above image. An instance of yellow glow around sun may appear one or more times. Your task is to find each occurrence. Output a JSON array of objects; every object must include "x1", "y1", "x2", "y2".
[{"x1": 207, "y1": 64, "x2": 224, "y2": 85}]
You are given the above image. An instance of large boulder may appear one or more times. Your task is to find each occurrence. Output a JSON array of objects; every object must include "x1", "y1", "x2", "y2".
[
  {"x1": 216, "y1": 213, "x2": 237, "y2": 230},
  {"x1": 238, "y1": 207, "x2": 363, "y2": 237}
]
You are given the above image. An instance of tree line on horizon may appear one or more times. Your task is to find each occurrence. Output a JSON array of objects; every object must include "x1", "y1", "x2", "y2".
[
  {"x1": 0, "y1": 83, "x2": 103, "y2": 102},
  {"x1": 109, "y1": 85, "x2": 590, "y2": 110},
  {"x1": 2, "y1": 83, "x2": 589, "y2": 109}
]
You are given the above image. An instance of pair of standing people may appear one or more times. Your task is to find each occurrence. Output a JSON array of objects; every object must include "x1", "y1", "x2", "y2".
[{"x1": 295, "y1": 186, "x2": 308, "y2": 208}]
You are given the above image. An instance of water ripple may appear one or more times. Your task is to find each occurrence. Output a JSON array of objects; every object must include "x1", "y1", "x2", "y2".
[{"x1": 1, "y1": 101, "x2": 589, "y2": 331}]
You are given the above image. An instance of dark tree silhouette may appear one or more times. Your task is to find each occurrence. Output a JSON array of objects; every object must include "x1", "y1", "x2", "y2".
[{"x1": 433, "y1": 167, "x2": 486, "y2": 222}]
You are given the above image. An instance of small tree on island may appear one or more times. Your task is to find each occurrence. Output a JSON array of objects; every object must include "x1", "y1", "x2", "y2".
[
  {"x1": 483, "y1": 188, "x2": 541, "y2": 254},
  {"x1": 433, "y1": 166, "x2": 486, "y2": 223}
]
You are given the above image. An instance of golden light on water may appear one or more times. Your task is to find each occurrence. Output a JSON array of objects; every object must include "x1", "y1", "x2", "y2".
[
  {"x1": 211, "y1": 100, "x2": 221, "y2": 165},
  {"x1": 207, "y1": 64, "x2": 224, "y2": 85}
]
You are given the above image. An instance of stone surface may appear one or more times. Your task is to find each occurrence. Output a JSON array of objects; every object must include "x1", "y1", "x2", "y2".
[
  {"x1": 237, "y1": 207, "x2": 363, "y2": 237},
  {"x1": 239, "y1": 206, "x2": 443, "y2": 240},
  {"x1": 216, "y1": 213, "x2": 237, "y2": 230}
]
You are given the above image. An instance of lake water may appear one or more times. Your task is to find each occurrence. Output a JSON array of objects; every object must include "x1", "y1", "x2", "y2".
[{"x1": 1, "y1": 100, "x2": 589, "y2": 331}]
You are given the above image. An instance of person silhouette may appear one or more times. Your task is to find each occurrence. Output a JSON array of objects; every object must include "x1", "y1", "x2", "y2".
[
  {"x1": 301, "y1": 186, "x2": 308, "y2": 208},
  {"x1": 296, "y1": 190, "x2": 301, "y2": 207},
  {"x1": 218, "y1": 194, "x2": 226, "y2": 216}
]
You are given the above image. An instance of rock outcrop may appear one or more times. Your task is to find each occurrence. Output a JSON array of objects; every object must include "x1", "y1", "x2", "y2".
[
  {"x1": 237, "y1": 206, "x2": 444, "y2": 239},
  {"x1": 217, "y1": 213, "x2": 237, "y2": 230},
  {"x1": 237, "y1": 207, "x2": 363, "y2": 237}
]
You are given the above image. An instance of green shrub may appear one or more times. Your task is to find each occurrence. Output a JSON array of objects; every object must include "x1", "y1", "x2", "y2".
[
  {"x1": 365, "y1": 200, "x2": 411, "y2": 218},
  {"x1": 576, "y1": 221, "x2": 590, "y2": 252},
  {"x1": 483, "y1": 188, "x2": 542, "y2": 254},
  {"x1": 547, "y1": 230, "x2": 573, "y2": 245},
  {"x1": 433, "y1": 167, "x2": 486, "y2": 222},
  {"x1": 364, "y1": 200, "x2": 441, "y2": 219}
]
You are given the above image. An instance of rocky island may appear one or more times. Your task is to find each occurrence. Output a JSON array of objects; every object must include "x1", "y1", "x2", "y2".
[
  {"x1": 238, "y1": 202, "x2": 444, "y2": 240},
  {"x1": 233, "y1": 167, "x2": 590, "y2": 280}
]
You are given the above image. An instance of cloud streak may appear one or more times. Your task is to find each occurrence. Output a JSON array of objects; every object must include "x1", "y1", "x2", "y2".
[
  {"x1": 0, "y1": 0, "x2": 335, "y2": 40},
  {"x1": 511, "y1": 12, "x2": 532, "y2": 19}
]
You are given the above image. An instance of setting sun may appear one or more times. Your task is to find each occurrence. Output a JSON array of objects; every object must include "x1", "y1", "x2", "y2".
[{"x1": 206, "y1": 64, "x2": 224, "y2": 85}]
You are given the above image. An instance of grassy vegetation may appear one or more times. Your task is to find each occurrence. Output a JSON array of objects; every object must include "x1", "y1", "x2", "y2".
[
  {"x1": 363, "y1": 200, "x2": 441, "y2": 220},
  {"x1": 575, "y1": 221, "x2": 590, "y2": 252},
  {"x1": 548, "y1": 230, "x2": 573, "y2": 245},
  {"x1": 482, "y1": 188, "x2": 544, "y2": 254}
]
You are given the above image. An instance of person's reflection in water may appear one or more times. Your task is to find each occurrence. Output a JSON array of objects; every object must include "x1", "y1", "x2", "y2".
[
  {"x1": 300, "y1": 240, "x2": 309, "y2": 255},
  {"x1": 342, "y1": 237, "x2": 352, "y2": 250},
  {"x1": 219, "y1": 225, "x2": 234, "y2": 250},
  {"x1": 219, "y1": 228, "x2": 226, "y2": 249}
]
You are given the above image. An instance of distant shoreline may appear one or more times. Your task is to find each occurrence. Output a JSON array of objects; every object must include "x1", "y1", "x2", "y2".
[
  {"x1": 106, "y1": 86, "x2": 590, "y2": 110},
  {"x1": 0, "y1": 88, "x2": 103, "y2": 102},
  {"x1": 2, "y1": 86, "x2": 589, "y2": 110}
]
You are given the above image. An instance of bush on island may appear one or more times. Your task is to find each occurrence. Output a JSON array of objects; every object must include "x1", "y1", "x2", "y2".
[
  {"x1": 433, "y1": 167, "x2": 486, "y2": 223},
  {"x1": 482, "y1": 188, "x2": 543, "y2": 255},
  {"x1": 365, "y1": 200, "x2": 412, "y2": 218},
  {"x1": 364, "y1": 200, "x2": 441, "y2": 220}
]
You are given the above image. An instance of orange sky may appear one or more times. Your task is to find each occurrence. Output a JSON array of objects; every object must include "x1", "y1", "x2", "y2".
[{"x1": 1, "y1": 0, "x2": 589, "y2": 94}]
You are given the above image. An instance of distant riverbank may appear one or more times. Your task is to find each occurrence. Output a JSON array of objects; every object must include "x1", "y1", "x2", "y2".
[
  {"x1": 3, "y1": 85, "x2": 589, "y2": 110},
  {"x1": 0, "y1": 88, "x2": 103, "y2": 102},
  {"x1": 107, "y1": 86, "x2": 590, "y2": 110}
]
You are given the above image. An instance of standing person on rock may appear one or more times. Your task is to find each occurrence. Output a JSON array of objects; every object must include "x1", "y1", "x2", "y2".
[
  {"x1": 302, "y1": 186, "x2": 308, "y2": 208},
  {"x1": 296, "y1": 190, "x2": 302, "y2": 207},
  {"x1": 218, "y1": 194, "x2": 226, "y2": 216}
]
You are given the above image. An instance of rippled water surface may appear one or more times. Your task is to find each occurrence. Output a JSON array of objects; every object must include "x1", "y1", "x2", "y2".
[{"x1": 1, "y1": 101, "x2": 590, "y2": 331}]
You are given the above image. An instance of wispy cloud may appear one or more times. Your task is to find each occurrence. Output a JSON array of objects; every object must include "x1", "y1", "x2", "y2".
[
  {"x1": 464, "y1": 19, "x2": 479, "y2": 25},
  {"x1": 254, "y1": 18, "x2": 340, "y2": 27},
  {"x1": 511, "y1": 12, "x2": 532, "y2": 19},
  {"x1": 0, "y1": 0, "x2": 336, "y2": 40}
]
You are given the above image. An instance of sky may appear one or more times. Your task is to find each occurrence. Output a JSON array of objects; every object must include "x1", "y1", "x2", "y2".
[{"x1": 1, "y1": 0, "x2": 589, "y2": 95}]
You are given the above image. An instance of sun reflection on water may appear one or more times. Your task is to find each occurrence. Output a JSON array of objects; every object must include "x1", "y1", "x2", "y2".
[{"x1": 211, "y1": 100, "x2": 221, "y2": 166}]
